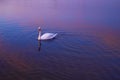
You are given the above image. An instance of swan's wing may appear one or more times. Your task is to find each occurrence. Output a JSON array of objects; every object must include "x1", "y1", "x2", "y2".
[{"x1": 41, "y1": 33, "x2": 57, "y2": 40}]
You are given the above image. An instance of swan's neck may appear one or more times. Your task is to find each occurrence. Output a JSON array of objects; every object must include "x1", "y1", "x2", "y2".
[
  {"x1": 38, "y1": 31, "x2": 41, "y2": 40},
  {"x1": 39, "y1": 31, "x2": 41, "y2": 36}
]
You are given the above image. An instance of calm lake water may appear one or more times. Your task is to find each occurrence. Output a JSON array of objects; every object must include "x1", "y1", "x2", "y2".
[{"x1": 0, "y1": 0, "x2": 120, "y2": 80}]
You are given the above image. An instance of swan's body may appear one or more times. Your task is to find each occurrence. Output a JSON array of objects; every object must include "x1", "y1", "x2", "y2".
[{"x1": 38, "y1": 27, "x2": 57, "y2": 40}]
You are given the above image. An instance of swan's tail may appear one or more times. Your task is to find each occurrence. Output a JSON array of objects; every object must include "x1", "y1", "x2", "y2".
[{"x1": 54, "y1": 33, "x2": 58, "y2": 37}]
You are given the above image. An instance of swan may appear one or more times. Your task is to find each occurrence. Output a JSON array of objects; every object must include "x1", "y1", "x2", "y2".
[{"x1": 38, "y1": 27, "x2": 57, "y2": 40}]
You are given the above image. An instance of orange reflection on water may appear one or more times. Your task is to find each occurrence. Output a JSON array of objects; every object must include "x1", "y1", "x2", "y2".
[
  {"x1": 92, "y1": 27, "x2": 120, "y2": 51},
  {"x1": 0, "y1": 52, "x2": 32, "y2": 72}
]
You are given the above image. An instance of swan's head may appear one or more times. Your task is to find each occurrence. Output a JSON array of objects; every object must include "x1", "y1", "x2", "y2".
[{"x1": 38, "y1": 27, "x2": 41, "y2": 32}]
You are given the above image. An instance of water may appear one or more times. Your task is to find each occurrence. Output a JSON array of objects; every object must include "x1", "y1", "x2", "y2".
[{"x1": 0, "y1": 0, "x2": 120, "y2": 80}]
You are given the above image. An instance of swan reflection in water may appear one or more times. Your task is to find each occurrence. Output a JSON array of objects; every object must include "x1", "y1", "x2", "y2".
[{"x1": 38, "y1": 40, "x2": 41, "y2": 51}]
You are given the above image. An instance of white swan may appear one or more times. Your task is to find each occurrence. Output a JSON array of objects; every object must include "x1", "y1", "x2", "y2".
[{"x1": 38, "y1": 27, "x2": 57, "y2": 40}]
